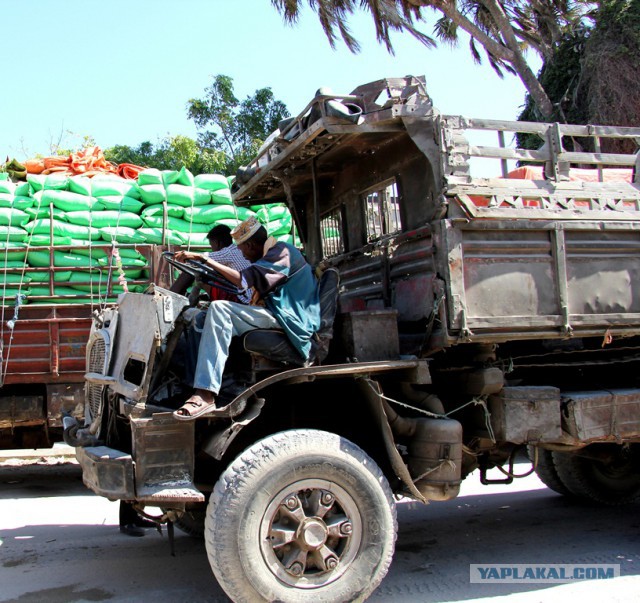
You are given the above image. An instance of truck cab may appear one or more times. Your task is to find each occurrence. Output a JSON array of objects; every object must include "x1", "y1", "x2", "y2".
[{"x1": 70, "y1": 76, "x2": 640, "y2": 603}]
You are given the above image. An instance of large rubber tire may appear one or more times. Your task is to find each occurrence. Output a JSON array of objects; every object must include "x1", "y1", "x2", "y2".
[
  {"x1": 205, "y1": 429, "x2": 397, "y2": 603},
  {"x1": 552, "y1": 444, "x2": 640, "y2": 505},
  {"x1": 528, "y1": 446, "x2": 573, "y2": 497}
]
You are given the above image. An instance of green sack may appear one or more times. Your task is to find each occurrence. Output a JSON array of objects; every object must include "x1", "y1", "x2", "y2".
[
  {"x1": 267, "y1": 215, "x2": 293, "y2": 236},
  {"x1": 0, "y1": 244, "x2": 27, "y2": 261},
  {"x1": 100, "y1": 226, "x2": 147, "y2": 244},
  {"x1": 26, "y1": 174, "x2": 46, "y2": 192},
  {"x1": 29, "y1": 285, "x2": 89, "y2": 297},
  {"x1": 256, "y1": 204, "x2": 289, "y2": 223},
  {"x1": 138, "y1": 184, "x2": 166, "y2": 205},
  {"x1": 91, "y1": 177, "x2": 141, "y2": 199},
  {"x1": 0, "y1": 260, "x2": 26, "y2": 268},
  {"x1": 0, "y1": 226, "x2": 27, "y2": 242},
  {"x1": 98, "y1": 195, "x2": 144, "y2": 214},
  {"x1": 12, "y1": 196, "x2": 34, "y2": 210},
  {"x1": 194, "y1": 173, "x2": 229, "y2": 192},
  {"x1": 0, "y1": 272, "x2": 31, "y2": 285},
  {"x1": 28, "y1": 174, "x2": 69, "y2": 193},
  {"x1": 137, "y1": 169, "x2": 163, "y2": 185},
  {"x1": 0, "y1": 179, "x2": 15, "y2": 194},
  {"x1": 142, "y1": 215, "x2": 211, "y2": 233},
  {"x1": 0, "y1": 193, "x2": 14, "y2": 208},
  {"x1": 43, "y1": 174, "x2": 70, "y2": 191},
  {"x1": 28, "y1": 234, "x2": 74, "y2": 246},
  {"x1": 211, "y1": 188, "x2": 232, "y2": 205},
  {"x1": 68, "y1": 176, "x2": 92, "y2": 196},
  {"x1": 166, "y1": 184, "x2": 211, "y2": 207},
  {"x1": 66, "y1": 210, "x2": 143, "y2": 229},
  {"x1": 99, "y1": 255, "x2": 148, "y2": 269},
  {"x1": 24, "y1": 206, "x2": 68, "y2": 221},
  {"x1": 182, "y1": 205, "x2": 239, "y2": 224},
  {"x1": 180, "y1": 232, "x2": 209, "y2": 246},
  {"x1": 28, "y1": 270, "x2": 73, "y2": 283},
  {"x1": 0, "y1": 208, "x2": 29, "y2": 227},
  {"x1": 0, "y1": 287, "x2": 28, "y2": 300},
  {"x1": 28, "y1": 250, "x2": 100, "y2": 268},
  {"x1": 40, "y1": 189, "x2": 102, "y2": 212},
  {"x1": 26, "y1": 219, "x2": 101, "y2": 240},
  {"x1": 13, "y1": 182, "x2": 30, "y2": 196},
  {"x1": 66, "y1": 271, "x2": 126, "y2": 293},
  {"x1": 138, "y1": 228, "x2": 186, "y2": 245},
  {"x1": 161, "y1": 166, "x2": 195, "y2": 187},
  {"x1": 119, "y1": 248, "x2": 148, "y2": 261},
  {"x1": 67, "y1": 241, "x2": 110, "y2": 259},
  {"x1": 141, "y1": 204, "x2": 184, "y2": 219},
  {"x1": 216, "y1": 218, "x2": 242, "y2": 230}
]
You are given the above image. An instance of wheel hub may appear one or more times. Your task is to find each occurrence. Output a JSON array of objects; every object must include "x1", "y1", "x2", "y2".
[
  {"x1": 260, "y1": 480, "x2": 362, "y2": 589},
  {"x1": 299, "y1": 518, "x2": 328, "y2": 550}
]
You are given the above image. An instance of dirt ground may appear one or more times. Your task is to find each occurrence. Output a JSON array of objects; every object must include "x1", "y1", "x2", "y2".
[{"x1": 0, "y1": 452, "x2": 638, "y2": 603}]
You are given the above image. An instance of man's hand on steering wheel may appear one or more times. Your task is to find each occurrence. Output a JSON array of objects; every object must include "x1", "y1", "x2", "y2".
[{"x1": 174, "y1": 250, "x2": 205, "y2": 264}]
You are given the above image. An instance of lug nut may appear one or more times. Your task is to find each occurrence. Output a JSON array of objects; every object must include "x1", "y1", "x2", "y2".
[
  {"x1": 340, "y1": 521, "x2": 352, "y2": 535},
  {"x1": 325, "y1": 556, "x2": 339, "y2": 570},
  {"x1": 321, "y1": 492, "x2": 334, "y2": 505},
  {"x1": 288, "y1": 562, "x2": 304, "y2": 576},
  {"x1": 285, "y1": 496, "x2": 298, "y2": 509}
]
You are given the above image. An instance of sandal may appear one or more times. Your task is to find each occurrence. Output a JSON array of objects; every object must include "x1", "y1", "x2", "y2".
[{"x1": 173, "y1": 394, "x2": 216, "y2": 421}]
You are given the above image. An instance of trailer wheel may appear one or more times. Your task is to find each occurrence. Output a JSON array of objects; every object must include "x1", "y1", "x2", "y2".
[
  {"x1": 205, "y1": 429, "x2": 397, "y2": 603},
  {"x1": 527, "y1": 446, "x2": 573, "y2": 497},
  {"x1": 552, "y1": 444, "x2": 640, "y2": 505}
]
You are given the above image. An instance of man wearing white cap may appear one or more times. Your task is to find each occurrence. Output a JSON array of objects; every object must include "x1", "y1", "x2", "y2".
[{"x1": 173, "y1": 216, "x2": 321, "y2": 420}]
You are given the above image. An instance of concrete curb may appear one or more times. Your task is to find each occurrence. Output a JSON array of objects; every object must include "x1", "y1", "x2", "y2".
[{"x1": 0, "y1": 443, "x2": 76, "y2": 461}]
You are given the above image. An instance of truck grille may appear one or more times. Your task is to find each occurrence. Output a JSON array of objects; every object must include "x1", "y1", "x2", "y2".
[{"x1": 86, "y1": 333, "x2": 107, "y2": 429}]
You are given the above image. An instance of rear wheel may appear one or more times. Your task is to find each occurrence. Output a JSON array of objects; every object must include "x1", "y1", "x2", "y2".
[
  {"x1": 552, "y1": 444, "x2": 640, "y2": 505},
  {"x1": 528, "y1": 446, "x2": 573, "y2": 497},
  {"x1": 205, "y1": 429, "x2": 397, "y2": 602}
]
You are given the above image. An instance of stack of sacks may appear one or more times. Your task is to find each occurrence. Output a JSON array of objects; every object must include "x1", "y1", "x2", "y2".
[{"x1": 0, "y1": 166, "x2": 300, "y2": 305}]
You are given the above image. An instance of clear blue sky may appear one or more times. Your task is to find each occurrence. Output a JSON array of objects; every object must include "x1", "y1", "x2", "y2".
[{"x1": 1, "y1": 0, "x2": 540, "y2": 160}]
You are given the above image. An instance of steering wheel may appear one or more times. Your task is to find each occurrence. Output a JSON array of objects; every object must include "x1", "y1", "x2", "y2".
[{"x1": 162, "y1": 251, "x2": 240, "y2": 296}]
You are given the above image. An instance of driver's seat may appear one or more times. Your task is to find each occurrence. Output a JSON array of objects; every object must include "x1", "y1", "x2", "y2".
[{"x1": 242, "y1": 268, "x2": 340, "y2": 367}]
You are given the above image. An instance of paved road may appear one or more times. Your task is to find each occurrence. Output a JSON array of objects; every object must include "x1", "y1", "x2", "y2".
[{"x1": 0, "y1": 452, "x2": 638, "y2": 602}]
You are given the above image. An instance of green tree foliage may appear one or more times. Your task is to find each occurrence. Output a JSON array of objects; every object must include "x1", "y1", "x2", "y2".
[
  {"x1": 104, "y1": 135, "x2": 226, "y2": 175},
  {"x1": 187, "y1": 75, "x2": 289, "y2": 174},
  {"x1": 271, "y1": 0, "x2": 591, "y2": 120},
  {"x1": 518, "y1": 0, "x2": 639, "y2": 152}
]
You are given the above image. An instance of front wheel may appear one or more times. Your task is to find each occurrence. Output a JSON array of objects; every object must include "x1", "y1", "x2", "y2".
[{"x1": 206, "y1": 429, "x2": 397, "y2": 603}]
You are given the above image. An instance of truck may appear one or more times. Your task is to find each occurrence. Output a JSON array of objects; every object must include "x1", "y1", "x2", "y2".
[{"x1": 67, "y1": 76, "x2": 640, "y2": 602}]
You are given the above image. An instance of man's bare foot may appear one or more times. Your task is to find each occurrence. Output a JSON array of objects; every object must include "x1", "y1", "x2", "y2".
[{"x1": 173, "y1": 389, "x2": 216, "y2": 421}]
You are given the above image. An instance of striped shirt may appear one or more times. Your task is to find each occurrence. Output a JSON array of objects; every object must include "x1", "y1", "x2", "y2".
[{"x1": 207, "y1": 245, "x2": 252, "y2": 304}]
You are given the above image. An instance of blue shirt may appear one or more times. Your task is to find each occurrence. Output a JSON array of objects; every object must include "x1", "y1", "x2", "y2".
[{"x1": 241, "y1": 242, "x2": 321, "y2": 359}]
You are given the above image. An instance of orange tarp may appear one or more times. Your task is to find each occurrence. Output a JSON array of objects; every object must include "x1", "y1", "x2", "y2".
[
  {"x1": 468, "y1": 166, "x2": 634, "y2": 209},
  {"x1": 24, "y1": 147, "x2": 145, "y2": 180}
]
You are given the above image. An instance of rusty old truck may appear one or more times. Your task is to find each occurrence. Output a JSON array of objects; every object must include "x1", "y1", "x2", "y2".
[{"x1": 68, "y1": 76, "x2": 640, "y2": 602}]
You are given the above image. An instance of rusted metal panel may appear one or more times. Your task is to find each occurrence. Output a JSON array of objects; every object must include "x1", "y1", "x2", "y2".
[
  {"x1": 1, "y1": 305, "x2": 92, "y2": 384},
  {"x1": 489, "y1": 387, "x2": 562, "y2": 444},
  {"x1": 562, "y1": 390, "x2": 640, "y2": 442},
  {"x1": 0, "y1": 394, "x2": 44, "y2": 428},
  {"x1": 76, "y1": 446, "x2": 135, "y2": 501},
  {"x1": 132, "y1": 413, "x2": 204, "y2": 504},
  {"x1": 341, "y1": 310, "x2": 400, "y2": 362},
  {"x1": 441, "y1": 219, "x2": 640, "y2": 340}
]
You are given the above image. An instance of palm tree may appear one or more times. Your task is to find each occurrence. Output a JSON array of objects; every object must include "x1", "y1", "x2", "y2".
[{"x1": 271, "y1": 0, "x2": 591, "y2": 121}]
